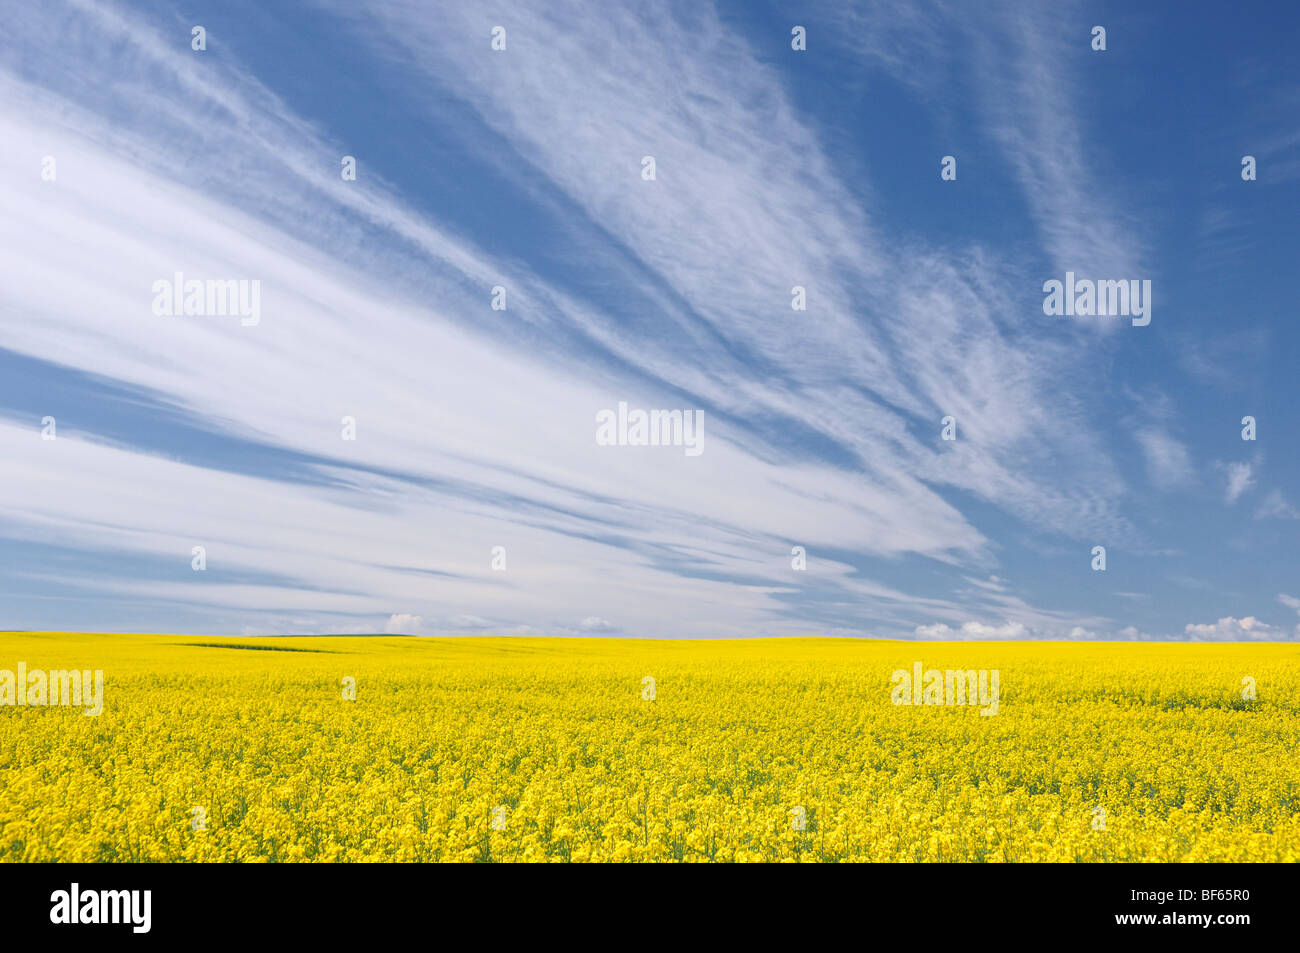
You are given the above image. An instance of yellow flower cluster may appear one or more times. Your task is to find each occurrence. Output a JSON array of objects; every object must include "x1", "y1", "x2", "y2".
[{"x1": 1, "y1": 632, "x2": 1295, "y2": 862}]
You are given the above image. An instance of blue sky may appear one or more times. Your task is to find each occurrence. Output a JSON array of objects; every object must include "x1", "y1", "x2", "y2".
[{"x1": 0, "y1": 0, "x2": 1296, "y2": 639}]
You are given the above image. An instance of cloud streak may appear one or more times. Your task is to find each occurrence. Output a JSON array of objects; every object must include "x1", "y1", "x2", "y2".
[{"x1": 0, "y1": 1, "x2": 1291, "y2": 640}]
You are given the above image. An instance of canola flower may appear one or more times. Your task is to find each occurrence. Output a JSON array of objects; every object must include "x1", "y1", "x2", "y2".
[{"x1": 0, "y1": 632, "x2": 1296, "y2": 862}]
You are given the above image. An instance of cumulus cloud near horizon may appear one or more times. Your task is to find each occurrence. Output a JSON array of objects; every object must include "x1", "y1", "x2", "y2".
[
  {"x1": 1182, "y1": 616, "x2": 1298, "y2": 641},
  {"x1": 384, "y1": 614, "x2": 425, "y2": 636}
]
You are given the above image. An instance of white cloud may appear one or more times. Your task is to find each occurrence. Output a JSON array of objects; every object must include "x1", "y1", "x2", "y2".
[
  {"x1": 914, "y1": 621, "x2": 1028, "y2": 640},
  {"x1": 333, "y1": 0, "x2": 1131, "y2": 542},
  {"x1": 0, "y1": 0, "x2": 1020, "y2": 641},
  {"x1": 959, "y1": 621, "x2": 1029, "y2": 639},
  {"x1": 0, "y1": 0, "x2": 1180, "y2": 638},
  {"x1": 1256, "y1": 490, "x2": 1300, "y2": 520},
  {"x1": 1135, "y1": 428, "x2": 1194, "y2": 489},
  {"x1": 1117, "y1": 626, "x2": 1158, "y2": 640},
  {"x1": 384, "y1": 614, "x2": 424, "y2": 635},
  {"x1": 1183, "y1": 616, "x2": 1296, "y2": 641},
  {"x1": 1224, "y1": 462, "x2": 1255, "y2": 503},
  {"x1": 837, "y1": 1, "x2": 1143, "y2": 279},
  {"x1": 449, "y1": 615, "x2": 492, "y2": 629}
]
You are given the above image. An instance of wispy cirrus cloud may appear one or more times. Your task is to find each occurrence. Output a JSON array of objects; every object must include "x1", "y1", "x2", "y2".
[
  {"x1": 1223, "y1": 461, "x2": 1255, "y2": 503},
  {"x1": 1135, "y1": 428, "x2": 1194, "y2": 490},
  {"x1": 0, "y1": 0, "x2": 1291, "y2": 641},
  {"x1": 1255, "y1": 490, "x2": 1300, "y2": 520},
  {"x1": 330, "y1": 0, "x2": 1133, "y2": 538},
  {"x1": 0, "y1": 0, "x2": 1009, "y2": 637}
]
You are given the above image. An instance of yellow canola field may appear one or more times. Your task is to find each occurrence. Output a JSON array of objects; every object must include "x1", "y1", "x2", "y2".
[{"x1": 0, "y1": 632, "x2": 1296, "y2": 862}]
